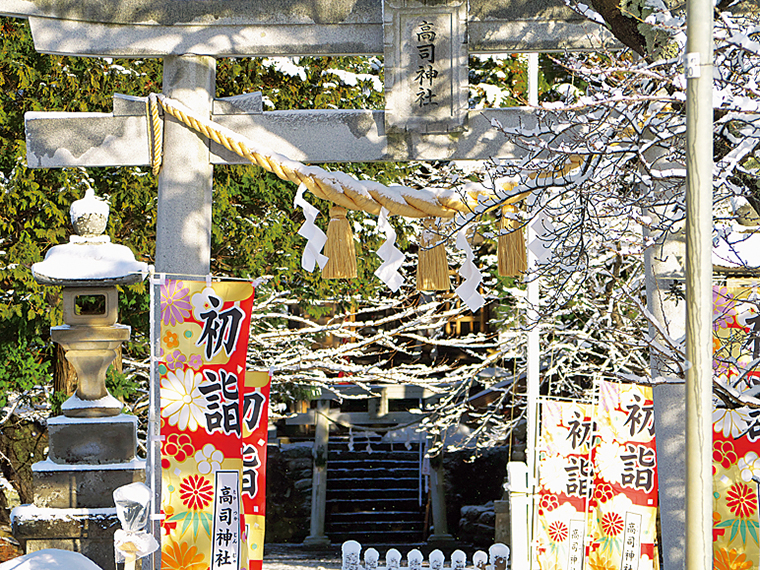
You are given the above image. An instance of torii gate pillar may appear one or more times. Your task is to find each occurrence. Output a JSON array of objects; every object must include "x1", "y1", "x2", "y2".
[{"x1": 155, "y1": 55, "x2": 215, "y2": 276}]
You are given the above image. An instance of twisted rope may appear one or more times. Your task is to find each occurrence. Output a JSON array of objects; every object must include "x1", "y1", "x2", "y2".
[
  {"x1": 146, "y1": 95, "x2": 164, "y2": 176},
  {"x1": 146, "y1": 93, "x2": 526, "y2": 219}
]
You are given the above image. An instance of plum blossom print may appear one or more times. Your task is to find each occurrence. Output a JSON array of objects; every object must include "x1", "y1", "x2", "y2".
[
  {"x1": 166, "y1": 350, "x2": 187, "y2": 371},
  {"x1": 739, "y1": 451, "x2": 760, "y2": 483},
  {"x1": 194, "y1": 443, "x2": 224, "y2": 475},
  {"x1": 163, "y1": 330, "x2": 179, "y2": 349},
  {"x1": 538, "y1": 493, "x2": 559, "y2": 516},
  {"x1": 715, "y1": 440, "x2": 740, "y2": 469},
  {"x1": 163, "y1": 433, "x2": 195, "y2": 462},
  {"x1": 187, "y1": 354, "x2": 203, "y2": 370}
]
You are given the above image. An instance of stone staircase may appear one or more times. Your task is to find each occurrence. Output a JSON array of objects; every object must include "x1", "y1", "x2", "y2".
[{"x1": 325, "y1": 434, "x2": 426, "y2": 543}]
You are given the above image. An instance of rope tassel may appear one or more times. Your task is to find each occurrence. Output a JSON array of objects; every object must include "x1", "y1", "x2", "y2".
[
  {"x1": 322, "y1": 206, "x2": 358, "y2": 279},
  {"x1": 417, "y1": 218, "x2": 450, "y2": 291},
  {"x1": 498, "y1": 205, "x2": 527, "y2": 277}
]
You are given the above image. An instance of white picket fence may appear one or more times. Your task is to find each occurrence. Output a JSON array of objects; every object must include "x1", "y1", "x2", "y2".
[{"x1": 340, "y1": 541, "x2": 510, "y2": 570}]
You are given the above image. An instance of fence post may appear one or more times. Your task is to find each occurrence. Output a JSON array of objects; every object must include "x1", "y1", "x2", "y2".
[
  {"x1": 506, "y1": 462, "x2": 530, "y2": 569},
  {"x1": 386, "y1": 548, "x2": 401, "y2": 570},
  {"x1": 489, "y1": 544, "x2": 510, "y2": 570},
  {"x1": 364, "y1": 548, "x2": 379, "y2": 570},
  {"x1": 430, "y1": 549, "x2": 444, "y2": 570},
  {"x1": 304, "y1": 399, "x2": 331, "y2": 547},
  {"x1": 451, "y1": 550, "x2": 467, "y2": 570},
  {"x1": 408, "y1": 549, "x2": 423, "y2": 570},
  {"x1": 342, "y1": 540, "x2": 361, "y2": 570}
]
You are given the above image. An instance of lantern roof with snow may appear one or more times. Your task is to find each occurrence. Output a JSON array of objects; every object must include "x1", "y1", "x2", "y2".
[{"x1": 32, "y1": 189, "x2": 148, "y2": 286}]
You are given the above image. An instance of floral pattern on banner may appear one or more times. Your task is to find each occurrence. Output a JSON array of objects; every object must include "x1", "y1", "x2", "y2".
[
  {"x1": 587, "y1": 382, "x2": 658, "y2": 570},
  {"x1": 713, "y1": 284, "x2": 760, "y2": 570},
  {"x1": 535, "y1": 382, "x2": 658, "y2": 570},
  {"x1": 159, "y1": 280, "x2": 270, "y2": 570}
]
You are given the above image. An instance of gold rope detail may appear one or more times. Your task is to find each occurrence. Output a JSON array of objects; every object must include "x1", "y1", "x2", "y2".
[
  {"x1": 150, "y1": 93, "x2": 516, "y2": 219},
  {"x1": 146, "y1": 94, "x2": 164, "y2": 176}
]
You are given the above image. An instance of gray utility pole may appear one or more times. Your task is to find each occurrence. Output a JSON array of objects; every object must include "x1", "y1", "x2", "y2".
[{"x1": 684, "y1": 1, "x2": 713, "y2": 570}]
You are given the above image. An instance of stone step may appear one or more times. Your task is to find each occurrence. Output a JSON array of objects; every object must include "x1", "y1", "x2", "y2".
[
  {"x1": 326, "y1": 497, "x2": 423, "y2": 512},
  {"x1": 328, "y1": 510, "x2": 425, "y2": 522},
  {"x1": 32, "y1": 459, "x2": 146, "y2": 509},
  {"x1": 329, "y1": 450, "x2": 420, "y2": 462},
  {"x1": 327, "y1": 517, "x2": 424, "y2": 530},
  {"x1": 327, "y1": 476, "x2": 420, "y2": 490},
  {"x1": 327, "y1": 529, "x2": 424, "y2": 548},
  {"x1": 327, "y1": 460, "x2": 419, "y2": 472},
  {"x1": 327, "y1": 485, "x2": 419, "y2": 501}
]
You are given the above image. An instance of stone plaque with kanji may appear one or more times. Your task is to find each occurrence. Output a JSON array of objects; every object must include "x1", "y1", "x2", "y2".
[{"x1": 383, "y1": 0, "x2": 468, "y2": 134}]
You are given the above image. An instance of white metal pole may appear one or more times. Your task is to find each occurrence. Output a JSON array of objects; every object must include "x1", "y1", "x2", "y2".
[
  {"x1": 146, "y1": 274, "x2": 161, "y2": 570},
  {"x1": 684, "y1": 2, "x2": 713, "y2": 570},
  {"x1": 525, "y1": 51, "x2": 540, "y2": 570}
]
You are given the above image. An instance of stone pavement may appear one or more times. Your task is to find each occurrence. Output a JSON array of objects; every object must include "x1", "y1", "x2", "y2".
[{"x1": 262, "y1": 544, "x2": 342, "y2": 570}]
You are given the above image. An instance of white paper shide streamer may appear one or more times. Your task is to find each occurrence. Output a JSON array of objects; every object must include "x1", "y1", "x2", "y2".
[
  {"x1": 294, "y1": 184, "x2": 328, "y2": 272},
  {"x1": 374, "y1": 207, "x2": 405, "y2": 292},
  {"x1": 528, "y1": 215, "x2": 554, "y2": 264},
  {"x1": 455, "y1": 222, "x2": 485, "y2": 312}
]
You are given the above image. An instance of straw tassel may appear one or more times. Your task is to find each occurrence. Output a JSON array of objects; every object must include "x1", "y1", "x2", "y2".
[
  {"x1": 498, "y1": 205, "x2": 526, "y2": 277},
  {"x1": 417, "y1": 218, "x2": 450, "y2": 291},
  {"x1": 322, "y1": 206, "x2": 358, "y2": 279}
]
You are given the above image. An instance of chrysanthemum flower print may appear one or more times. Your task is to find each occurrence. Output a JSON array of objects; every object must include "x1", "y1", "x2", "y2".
[
  {"x1": 160, "y1": 280, "x2": 192, "y2": 326},
  {"x1": 726, "y1": 482, "x2": 758, "y2": 519},
  {"x1": 179, "y1": 474, "x2": 214, "y2": 511},
  {"x1": 161, "y1": 539, "x2": 206, "y2": 570},
  {"x1": 161, "y1": 368, "x2": 209, "y2": 432}
]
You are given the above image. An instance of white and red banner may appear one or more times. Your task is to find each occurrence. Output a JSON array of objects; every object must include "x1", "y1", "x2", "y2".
[
  {"x1": 535, "y1": 381, "x2": 658, "y2": 570},
  {"x1": 157, "y1": 280, "x2": 269, "y2": 570}
]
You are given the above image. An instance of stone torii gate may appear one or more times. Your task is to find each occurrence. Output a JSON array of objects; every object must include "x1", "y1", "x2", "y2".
[{"x1": 0, "y1": 0, "x2": 677, "y2": 567}]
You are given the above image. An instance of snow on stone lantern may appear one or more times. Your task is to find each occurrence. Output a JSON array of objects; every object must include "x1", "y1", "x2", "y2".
[
  {"x1": 32, "y1": 188, "x2": 148, "y2": 416},
  {"x1": 12, "y1": 189, "x2": 149, "y2": 570}
]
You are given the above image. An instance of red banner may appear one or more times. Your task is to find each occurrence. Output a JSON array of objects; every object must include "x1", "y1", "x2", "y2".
[
  {"x1": 157, "y1": 280, "x2": 269, "y2": 570},
  {"x1": 713, "y1": 284, "x2": 760, "y2": 570}
]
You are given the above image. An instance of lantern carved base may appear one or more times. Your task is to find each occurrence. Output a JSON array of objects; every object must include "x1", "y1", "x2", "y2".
[
  {"x1": 12, "y1": 415, "x2": 145, "y2": 570},
  {"x1": 50, "y1": 322, "x2": 129, "y2": 418}
]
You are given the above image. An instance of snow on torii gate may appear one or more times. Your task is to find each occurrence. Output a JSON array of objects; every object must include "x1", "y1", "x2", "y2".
[{"x1": 0, "y1": 0, "x2": 620, "y2": 566}]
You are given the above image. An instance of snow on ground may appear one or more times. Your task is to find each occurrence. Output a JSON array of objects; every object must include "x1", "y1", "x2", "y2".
[{"x1": 0, "y1": 550, "x2": 103, "y2": 570}]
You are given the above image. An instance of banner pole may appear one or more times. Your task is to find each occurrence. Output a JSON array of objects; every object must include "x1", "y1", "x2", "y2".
[{"x1": 146, "y1": 273, "x2": 163, "y2": 570}]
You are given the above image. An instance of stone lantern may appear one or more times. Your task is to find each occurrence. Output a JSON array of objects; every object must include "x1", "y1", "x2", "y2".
[
  {"x1": 32, "y1": 188, "x2": 148, "y2": 416},
  {"x1": 12, "y1": 189, "x2": 149, "y2": 570}
]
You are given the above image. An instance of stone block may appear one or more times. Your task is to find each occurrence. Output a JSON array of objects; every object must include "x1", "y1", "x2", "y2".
[
  {"x1": 12, "y1": 505, "x2": 119, "y2": 541},
  {"x1": 47, "y1": 415, "x2": 137, "y2": 465},
  {"x1": 25, "y1": 538, "x2": 116, "y2": 570},
  {"x1": 494, "y1": 499, "x2": 510, "y2": 546},
  {"x1": 32, "y1": 459, "x2": 145, "y2": 509},
  {"x1": 13, "y1": 505, "x2": 121, "y2": 570}
]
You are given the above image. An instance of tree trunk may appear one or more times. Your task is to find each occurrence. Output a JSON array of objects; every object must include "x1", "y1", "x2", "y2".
[{"x1": 53, "y1": 343, "x2": 76, "y2": 396}]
